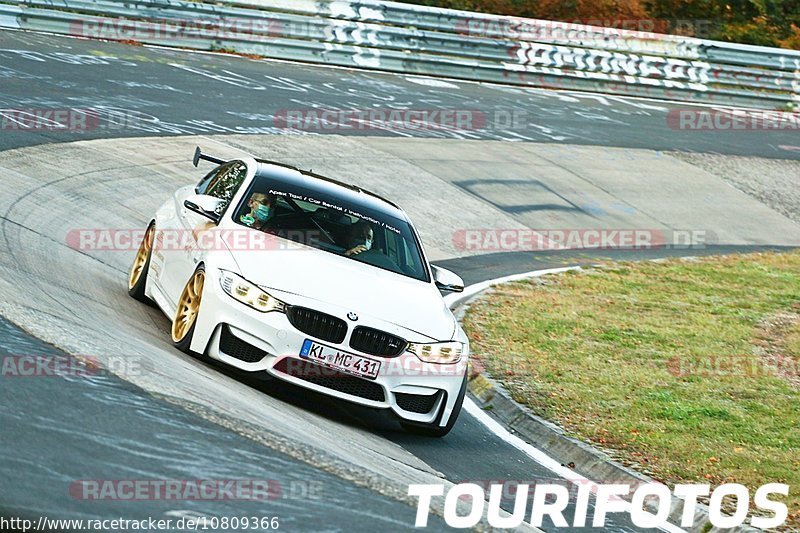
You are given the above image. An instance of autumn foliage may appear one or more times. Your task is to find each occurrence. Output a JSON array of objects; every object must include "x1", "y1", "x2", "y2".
[{"x1": 398, "y1": 0, "x2": 800, "y2": 49}]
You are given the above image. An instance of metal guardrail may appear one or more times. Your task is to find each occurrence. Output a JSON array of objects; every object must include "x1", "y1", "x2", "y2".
[{"x1": 1, "y1": 0, "x2": 798, "y2": 108}]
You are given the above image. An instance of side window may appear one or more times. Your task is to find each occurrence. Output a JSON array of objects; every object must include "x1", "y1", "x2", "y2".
[
  {"x1": 206, "y1": 161, "x2": 248, "y2": 213},
  {"x1": 195, "y1": 163, "x2": 229, "y2": 195}
]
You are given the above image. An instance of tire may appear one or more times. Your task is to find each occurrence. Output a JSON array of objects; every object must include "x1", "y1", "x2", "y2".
[
  {"x1": 171, "y1": 265, "x2": 205, "y2": 354},
  {"x1": 128, "y1": 223, "x2": 155, "y2": 304},
  {"x1": 401, "y1": 372, "x2": 467, "y2": 438}
]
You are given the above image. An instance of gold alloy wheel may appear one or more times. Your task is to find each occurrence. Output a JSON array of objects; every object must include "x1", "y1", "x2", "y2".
[
  {"x1": 171, "y1": 269, "x2": 205, "y2": 343},
  {"x1": 128, "y1": 225, "x2": 154, "y2": 290}
]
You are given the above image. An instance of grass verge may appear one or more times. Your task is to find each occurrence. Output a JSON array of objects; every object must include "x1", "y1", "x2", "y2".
[{"x1": 463, "y1": 252, "x2": 799, "y2": 527}]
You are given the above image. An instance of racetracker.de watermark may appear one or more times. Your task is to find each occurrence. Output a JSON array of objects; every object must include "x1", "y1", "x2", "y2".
[
  {"x1": 67, "y1": 229, "x2": 321, "y2": 252},
  {"x1": 273, "y1": 109, "x2": 495, "y2": 132},
  {"x1": 70, "y1": 17, "x2": 310, "y2": 41},
  {"x1": 667, "y1": 109, "x2": 800, "y2": 131},
  {"x1": 70, "y1": 17, "x2": 282, "y2": 41},
  {"x1": 69, "y1": 479, "x2": 282, "y2": 501},
  {"x1": 0, "y1": 108, "x2": 160, "y2": 132},
  {"x1": 667, "y1": 355, "x2": 799, "y2": 378},
  {"x1": 0, "y1": 109, "x2": 101, "y2": 131},
  {"x1": 0, "y1": 355, "x2": 144, "y2": 378},
  {"x1": 277, "y1": 356, "x2": 466, "y2": 379},
  {"x1": 455, "y1": 17, "x2": 718, "y2": 41},
  {"x1": 453, "y1": 229, "x2": 710, "y2": 252}
]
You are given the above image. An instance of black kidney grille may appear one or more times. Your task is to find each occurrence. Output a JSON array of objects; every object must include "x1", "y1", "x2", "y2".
[
  {"x1": 286, "y1": 306, "x2": 347, "y2": 344},
  {"x1": 219, "y1": 325, "x2": 269, "y2": 363},
  {"x1": 273, "y1": 358, "x2": 385, "y2": 402},
  {"x1": 349, "y1": 326, "x2": 407, "y2": 357},
  {"x1": 395, "y1": 391, "x2": 441, "y2": 414}
]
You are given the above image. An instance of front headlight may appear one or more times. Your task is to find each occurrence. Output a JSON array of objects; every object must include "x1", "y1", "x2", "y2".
[
  {"x1": 218, "y1": 270, "x2": 286, "y2": 313},
  {"x1": 407, "y1": 341, "x2": 464, "y2": 364}
]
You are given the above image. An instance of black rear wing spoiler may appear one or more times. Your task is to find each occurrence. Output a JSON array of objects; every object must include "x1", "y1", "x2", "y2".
[
  {"x1": 193, "y1": 146, "x2": 226, "y2": 167},
  {"x1": 191, "y1": 146, "x2": 401, "y2": 209}
]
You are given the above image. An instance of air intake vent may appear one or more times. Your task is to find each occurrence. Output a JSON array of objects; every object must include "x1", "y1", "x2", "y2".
[
  {"x1": 219, "y1": 325, "x2": 268, "y2": 363},
  {"x1": 395, "y1": 391, "x2": 441, "y2": 414}
]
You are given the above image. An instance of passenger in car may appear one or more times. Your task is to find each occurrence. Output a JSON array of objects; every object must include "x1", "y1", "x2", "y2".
[
  {"x1": 240, "y1": 192, "x2": 276, "y2": 228},
  {"x1": 345, "y1": 220, "x2": 374, "y2": 256}
]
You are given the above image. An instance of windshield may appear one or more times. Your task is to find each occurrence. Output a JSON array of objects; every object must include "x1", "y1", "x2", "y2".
[{"x1": 233, "y1": 174, "x2": 429, "y2": 282}]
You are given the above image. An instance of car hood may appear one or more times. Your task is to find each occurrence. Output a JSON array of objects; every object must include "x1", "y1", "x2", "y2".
[{"x1": 226, "y1": 237, "x2": 456, "y2": 341}]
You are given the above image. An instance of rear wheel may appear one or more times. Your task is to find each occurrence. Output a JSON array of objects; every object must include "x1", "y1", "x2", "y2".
[
  {"x1": 128, "y1": 223, "x2": 155, "y2": 303},
  {"x1": 401, "y1": 373, "x2": 467, "y2": 438},
  {"x1": 172, "y1": 266, "x2": 205, "y2": 354}
]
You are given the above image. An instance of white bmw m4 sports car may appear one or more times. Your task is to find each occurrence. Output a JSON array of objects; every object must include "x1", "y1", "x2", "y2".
[{"x1": 128, "y1": 148, "x2": 469, "y2": 437}]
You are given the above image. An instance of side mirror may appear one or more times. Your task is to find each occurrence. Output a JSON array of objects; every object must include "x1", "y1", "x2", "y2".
[
  {"x1": 184, "y1": 194, "x2": 224, "y2": 224},
  {"x1": 432, "y1": 265, "x2": 464, "y2": 293}
]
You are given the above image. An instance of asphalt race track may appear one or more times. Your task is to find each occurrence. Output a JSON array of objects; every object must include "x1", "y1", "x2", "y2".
[
  {"x1": 0, "y1": 317, "x2": 454, "y2": 532},
  {"x1": 1, "y1": 30, "x2": 799, "y2": 159},
  {"x1": 1, "y1": 28, "x2": 799, "y2": 532}
]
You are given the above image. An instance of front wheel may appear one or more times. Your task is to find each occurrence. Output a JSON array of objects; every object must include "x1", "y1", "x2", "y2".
[
  {"x1": 401, "y1": 373, "x2": 467, "y2": 438},
  {"x1": 172, "y1": 266, "x2": 205, "y2": 354},
  {"x1": 128, "y1": 223, "x2": 155, "y2": 303}
]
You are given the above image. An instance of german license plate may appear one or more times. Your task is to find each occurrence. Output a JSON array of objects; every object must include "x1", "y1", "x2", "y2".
[{"x1": 300, "y1": 339, "x2": 381, "y2": 380}]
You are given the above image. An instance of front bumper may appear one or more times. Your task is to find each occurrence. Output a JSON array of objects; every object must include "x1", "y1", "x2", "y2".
[{"x1": 190, "y1": 272, "x2": 467, "y2": 426}]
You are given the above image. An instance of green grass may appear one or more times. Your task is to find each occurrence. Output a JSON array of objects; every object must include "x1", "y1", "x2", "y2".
[
  {"x1": 464, "y1": 252, "x2": 800, "y2": 526},
  {"x1": 788, "y1": 322, "x2": 800, "y2": 358}
]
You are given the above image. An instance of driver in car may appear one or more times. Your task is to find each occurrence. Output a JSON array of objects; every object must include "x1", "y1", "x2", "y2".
[
  {"x1": 345, "y1": 220, "x2": 374, "y2": 256},
  {"x1": 240, "y1": 192, "x2": 276, "y2": 229}
]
